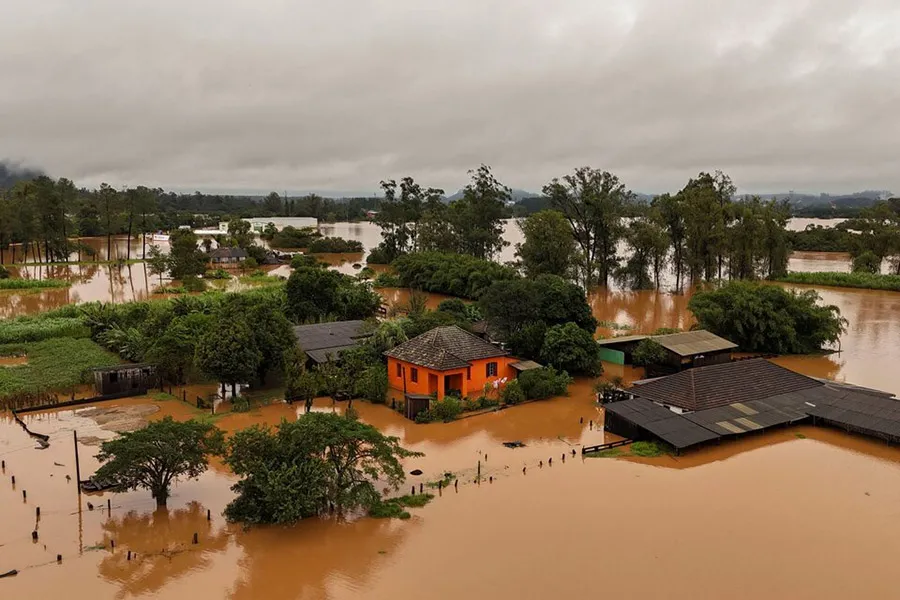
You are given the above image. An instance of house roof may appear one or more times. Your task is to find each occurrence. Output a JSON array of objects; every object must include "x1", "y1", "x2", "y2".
[
  {"x1": 293, "y1": 320, "x2": 370, "y2": 364},
  {"x1": 605, "y1": 398, "x2": 721, "y2": 450},
  {"x1": 210, "y1": 247, "x2": 248, "y2": 259},
  {"x1": 596, "y1": 329, "x2": 737, "y2": 357},
  {"x1": 631, "y1": 358, "x2": 822, "y2": 412},
  {"x1": 510, "y1": 360, "x2": 542, "y2": 372},
  {"x1": 385, "y1": 325, "x2": 509, "y2": 371}
]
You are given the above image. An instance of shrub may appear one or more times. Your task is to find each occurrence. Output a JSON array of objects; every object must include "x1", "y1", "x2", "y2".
[
  {"x1": 357, "y1": 266, "x2": 375, "y2": 280},
  {"x1": 270, "y1": 226, "x2": 318, "y2": 249},
  {"x1": 463, "y1": 395, "x2": 501, "y2": 411},
  {"x1": 204, "y1": 269, "x2": 232, "y2": 280},
  {"x1": 181, "y1": 275, "x2": 206, "y2": 293},
  {"x1": 851, "y1": 251, "x2": 881, "y2": 274},
  {"x1": 689, "y1": 280, "x2": 847, "y2": 353},
  {"x1": 355, "y1": 365, "x2": 388, "y2": 404},
  {"x1": 517, "y1": 367, "x2": 572, "y2": 400},
  {"x1": 499, "y1": 379, "x2": 526, "y2": 405},
  {"x1": 392, "y1": 252, "x2": 518, "y2": 299},
  {"x1": 241, "y1": 257, "x2": 259, "y2": 271},
  {"x1": 365, "y1": 244, "x2": 393, "y2": 265},
  {"x1": 0, "y1": 265, "x2": 8, "y2": 279},
  {"x1": 415, "y1": 395, "x2": 462, "y2": 423},
  {"x1": 373, "y1": 272, "x2": 401, "y2": 288},
  {"x1": 307, "y1": 237, "x2": 364, "y2": 253},
  {"x1": 290, "y1": 254, "x2": 326, "y2": 269},
  {"x1": 631, "y1": 338, "x2": 669, "y2": 367},
  {"x1": 540, "y1": 323, "x2": 602, "y2": 376}
]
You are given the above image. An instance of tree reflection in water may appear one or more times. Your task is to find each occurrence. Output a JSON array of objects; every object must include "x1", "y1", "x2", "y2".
[{"x1": 98, "y1": 502, "x2": 230, "y2": 597}]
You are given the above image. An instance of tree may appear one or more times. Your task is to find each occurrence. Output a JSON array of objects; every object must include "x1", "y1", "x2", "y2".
[
  {"x1": 543, "y1": 167, "x2": 632, "y2": 287},
  {"x1": 97, "y1": 183, "x2": 119, "y2": 261},
  {"x1": 619, "y1": 210, "x2": 669, "y2": 289},
  {"x1": 168, "y1": 229, "x2": 207, "y2": 279},
  {"x1": 355, "y1": 365, "x2": 388, "y2": 404},
  {"x1": 450, "y1": 165, "x2": 510, "y2": 259},
  {"x1": 224, "y1": 412, "x2": 420, "y2": 524},
  {"x1": 228, "y1": 217, "x2": 255, "y2": 249},
  {"x1": 196, "y1": 318, "x2": 262, "y2": 398},
  {"x1": 374, "y1": 177, "x2": 444, "y2": 261},
  {"x1": 369, "y1": 320, "x2": 408, "y2": 353},
  {"x1": 94, "y1": 417, "x2": 224, "y2": 507},
  {"x1": 515, "y1": 210, "x2": 576, "y2": 278},
  {"x1": 852, "y1": 251, "x2": 881, "y2": 274},
  {"x1": 631, "y1": 338, "x2": 669, "y2": 367},
  {"x1": 145, "y1": 312, "x2": 212, "y2": 384},
  {"x1": 264, "y1": 191, "x2": 283, "y2": 215},
  {"x1": 688, "y1": 281, "x2": 847, "y2": 354},
  {"x1": 678, "y1": 171, "x2": 734, "y2": 282},
  {"x1": 655, "y1": 193, "x2": 688, "y2": 291},
  {"x1": 540, "y1": 322, "x2": 602, "y2": 375},
  {"x1": 146, "y1": 244, "x2": 170, "y2": 287}
]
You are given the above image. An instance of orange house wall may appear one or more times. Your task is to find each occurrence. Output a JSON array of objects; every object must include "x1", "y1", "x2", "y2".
[{"x1": 387, "y1": 356, "x2": 518, "y2": 400}]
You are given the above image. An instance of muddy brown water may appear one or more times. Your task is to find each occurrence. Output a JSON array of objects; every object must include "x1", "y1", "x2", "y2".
[{"x1": 4, "y1": 218, "x2": 900, "y2": 598}]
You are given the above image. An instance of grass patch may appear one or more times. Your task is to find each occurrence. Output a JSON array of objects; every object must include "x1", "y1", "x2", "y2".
[
  {"x1": 775, "y1": 271, "x2": 900, "y2": 292},
  {"x1": 0, "y1": 278, "x2": 71, "y2": 290},
  {"x1": 153, "y1": 285, "x2": 187, "y2": 294},
  {"x1": 369, "y1": 493, "x2": 435, "y2": 519},
  {"x1": 152, "y1": 392, "x2": 177, "y2": 401},
  {"x1": 239, "y1": 273, "x2": 283, "y2": 285},
  {"x1": 795, "y1": 433, "x2": 807, "y2": 439},
  {"x1": 629, "y1": 441, "x2": 668, "y2": 457},
  {"x1": 0, "y1": 317, "x2": 90, "y2": 344},
  {"x1": 0, "y1": 338, "x2": 120, "y2": 400},
  {"x1": 426, "y1": 472, "x2": 455, "y2": 489}
]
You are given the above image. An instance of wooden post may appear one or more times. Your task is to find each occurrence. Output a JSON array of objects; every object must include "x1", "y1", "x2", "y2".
[
  {"x1": 192, "y1": 533, "x2": 198, "y2": 545},
  {"x1": 73, "y1": 431, "x2": 82, "y2": 491},
  {"x1": 11, "y1": 475, "x2": 15, "y2": 485},
  {"x1": 110, "y1": 540, "x2": 115, "y2": 549},
  {"x1": 207, "y1": 509, "x2": 211, "y2": 521},
  {"x1": 57, "y1": 554, "x2": 62, "y2": 563},
  {"x1": 36, "y1": 507, "x2": 40, "y2": 518},
  {"x1": 107, "y1": 498, "x2": 111, "y2": 512},
  {"x1": 32, "y1": 531, "x2": 38, "y2": 541},
  {"x1": 22, "y1": 490, "x2": 26, "y2": 501}
]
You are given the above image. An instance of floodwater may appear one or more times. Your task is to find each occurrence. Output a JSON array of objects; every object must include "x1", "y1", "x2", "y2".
[{"x1": 4, "y1": 380, "x2": 900, "y2": 599}]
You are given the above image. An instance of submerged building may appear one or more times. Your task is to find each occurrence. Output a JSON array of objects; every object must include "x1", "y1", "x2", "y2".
[
  {"x1": 604, "y1": 358, "x2": 900, "y2": 453},
  {"x1": 596, "y1": 329, "x2": 737, "y2": 370}
]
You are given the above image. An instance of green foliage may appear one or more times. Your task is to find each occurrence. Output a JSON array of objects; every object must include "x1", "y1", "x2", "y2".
[
  {"x1": 0, "y1": 277, "x2": 70, "y2": 289},
  {"x1": 181, "y1": 275, "x2": 206, "y2": 292},
  {"x1": 307, "y1": 237, "x2": 364, "y2": 253},
  {"x1": 225, "y1": 412, "x2": 421, "y2": 524},
  {"x1": 415, "y1": 395, "x2": 463, "y2": 423},
  {"x1": 0, "y1": 316, "x2": 89, "y2": 344},
  {"x1": 357, "y1": 266, "x2": 375, "y2": 280},
  {"x1": 651, "y1": 327, "x2": 680, "y2": 335},
  {"x1": 517, "y1": 367, "x2": 572, "y2": 399},
  {"x1": 204, "y1": 268, "x2": 232, "y2": 280},
  {"x1": 290, "y1": 253, "x2": 326, "y2": 269},
  {"x1": 372, "y1": 271, "x2": 401, "y2": 288},
  {"x1": 0, "y1": 338, "x2": 120, "y2": 400},
  {"x1": 95, "y1": 417, "x2": 224, "y2": 506},
  {"x1": 369, "y1": 493, "x2": 435, "y2": 519},
  {"x1": 499, "y1": 379, "x2": 526, "y2": 405},
  {"x1": 0, "y1": 265, "x2": 8, "y2": 279},
  {"x1": 168, "y1": 229, "x2": 207, "y2": 279},
  {"x1": 270, "y1": 226, "x2": 318, "y2": 249},
  {"x1": 355, "y1": 365, "x2": 389, "y2": 404},
  {"x1": 463, "y1": 395, "x2": 501, "y2": 411},
  {"x1": 436, "y1": 298, "x2": 482, "y2": 324},
  {"x1": 196, "y1": 317, "x2": 262, "y2": 395},
  {"x1": 392, "y1": 252, "x2": 518, "y2": 299},
  {"x1": 688, "y1": 281, "x2": 847, "y2": 354},
  {"x1": 629, "y1": 441, "x2": 669, "y2": 457},
  {"x1": 540, "y1": 323, "x2": 602, "y2": 376},
  {"x1": 286, "y1": 267, "x2": 381, "y2": 322},
  {"x1": 479, "y1": 274, "x2": 597, "y2": 360},
  {"x1": 851, "y1": 251, "x2": 881, "y2": 274},
  {"x1": 369, "y1": 319, "x2": 409, "y2": 353},
  {"x1": 774, "y1": 271, "x2": 900, "y2": 291},
  {"x1": 786, "y1": 224, "x2": 858, "y2": 252},
  {"x1": 240, "y1": 257, "x2": 259, "y2": 271},
  {"x1": 515, "y1": 209, "x2": 576, "y2": 278},
  {"x1": 618, "y1": 209, "x2": 670, "y2": 289},
  {"x1": 365, "y1": 244, "x2": 393, "y2": 265},
  {"x1": 631, "y1": 338, "x2": 669, "y2": 367},
  {"x1": 146, "y1": 244, "x2": 170, "y2": 285}
]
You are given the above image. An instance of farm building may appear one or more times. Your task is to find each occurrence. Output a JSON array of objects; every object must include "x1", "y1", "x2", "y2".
[
  {"x1": 92, "y1": 364, "x2": 156, "y2": 397},
  {"x1": 596, "y1": 330, "x2": 736, "y2": 370},
  {"x1": 603, "y1": 358, "x2": 900, "y2": 453},
  {"x1": 209, "y1": 247, "x2": 248, "y2": 264},
  {"x1": 292, "y1": 320, "x2": 371, "y2": 365},
  {"x1": 385, "y1": 325, "x2": 517, "y2": 401}
]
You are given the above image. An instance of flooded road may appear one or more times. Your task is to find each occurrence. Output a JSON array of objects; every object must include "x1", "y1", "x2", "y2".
[{"x1": 4, "y1": 389, "x2": 900, "y2": 599}]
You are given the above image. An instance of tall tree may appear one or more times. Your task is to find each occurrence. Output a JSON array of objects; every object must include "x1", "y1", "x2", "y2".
[
  {"x1": 168, "y1": 229, "x2": 207, "y2": 279},
  {"x1": 515, "y1": 209, "x2": 576, "y2": 278},
  {"x1": 450, "y1": 165, "x2": 510, "y2": 260},
  {"x1": 264, "y1": 191, "x2": 283, "y2": 215},
  {"x1": 543, "y1": 167, "x2": 631, "y2": 288},
  {"x1": 374, "y1": 177, "x2": 444, "y2": 261},
  {"x1": 196, "y1": 318, "x2": 262, "y2": 398},
  {"x1": 619, "y1": 209, "x2": 669, "y2": 289},
  {"x1": 679, "y1": 171, "x2": 734, "y2": 282},
  {"x1": 94, "y1": 417, "x2": 224, "y2": 507},
  {"x1": 97, "y1": 183, "x2": 119, "y2": 261}
]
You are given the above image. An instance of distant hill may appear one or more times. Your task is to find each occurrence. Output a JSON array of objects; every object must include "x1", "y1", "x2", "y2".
[{"x1": 0, "y1": 161, "x2": 45, "y2": 189}]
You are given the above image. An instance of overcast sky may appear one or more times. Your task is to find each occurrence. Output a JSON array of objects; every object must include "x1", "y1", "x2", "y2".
[{"x1": 2, "y1": 0, "x2": 899, "y2": 195}]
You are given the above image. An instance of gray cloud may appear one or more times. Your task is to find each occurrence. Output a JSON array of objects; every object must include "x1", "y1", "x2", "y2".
[{"x1": 2, "y1": 0, "x2": 899, "y2": 194}]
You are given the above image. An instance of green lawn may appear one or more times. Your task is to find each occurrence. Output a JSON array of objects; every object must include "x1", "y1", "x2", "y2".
[
  {"x1": 0, "y1": 338, "x2": 121, "y2": 400},
  {"x1": 0, "y1": 317, "x2": 90, "y2": 344}
]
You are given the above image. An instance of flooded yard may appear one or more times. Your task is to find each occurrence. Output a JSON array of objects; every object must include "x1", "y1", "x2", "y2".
[{"x1": 3, "y1": 390, "x2": 900, "y2": 599}]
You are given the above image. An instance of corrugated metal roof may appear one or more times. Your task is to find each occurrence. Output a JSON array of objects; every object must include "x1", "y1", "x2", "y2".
[
  {"x1": 510, "y1": 360, "x2": 542, "y2": 371},
  {"x1": 596, "y1": 330, "x2": 736, "y2": 357},
  {"x1": 605, "y1": 398, "x2": 720, "y2": 450},
  {"x1": 596, "y1": 334, "x2": 648, "y2": 346}
]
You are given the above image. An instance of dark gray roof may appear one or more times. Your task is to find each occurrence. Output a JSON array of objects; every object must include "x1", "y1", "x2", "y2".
[
  {"x1": 293, "y1": 320, "x2": 370, "y2": 363},
  {"x1": 92, "y1": 363, "x2": 154, "y2": 373},
  {"x1": 805, "y1": 383, "x2": 900, "y2": 440},
  {"x1": 596, "y1": 330, "x2": 736, "y2": 357},
  {"x1": 605, "y1": 398, "x2": 720, "y2": 450},
  {"x1": 682, "y1": 392, "x2": 812, "y2": 436},
  {"x1": 384, "y1": 325, "x2": 508, "y2": 371},
  {"x1": 631, "y1": 358, "x2": 822, "y2": 412}
]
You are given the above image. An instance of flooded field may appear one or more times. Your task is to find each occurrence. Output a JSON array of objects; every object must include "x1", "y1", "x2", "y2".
[{"x1": 3, "y1": 386, "x2": 900, "y2": 599}]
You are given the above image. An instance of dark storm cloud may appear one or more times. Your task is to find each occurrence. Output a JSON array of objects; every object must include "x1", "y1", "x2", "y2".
[{"x1": 1, "y1": 0, "x2": 898, "y2": 194}]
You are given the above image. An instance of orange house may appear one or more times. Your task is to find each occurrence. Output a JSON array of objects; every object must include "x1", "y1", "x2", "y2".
[{"x1": 385, "y1": 325, "x2": 518, "y2": 400}]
